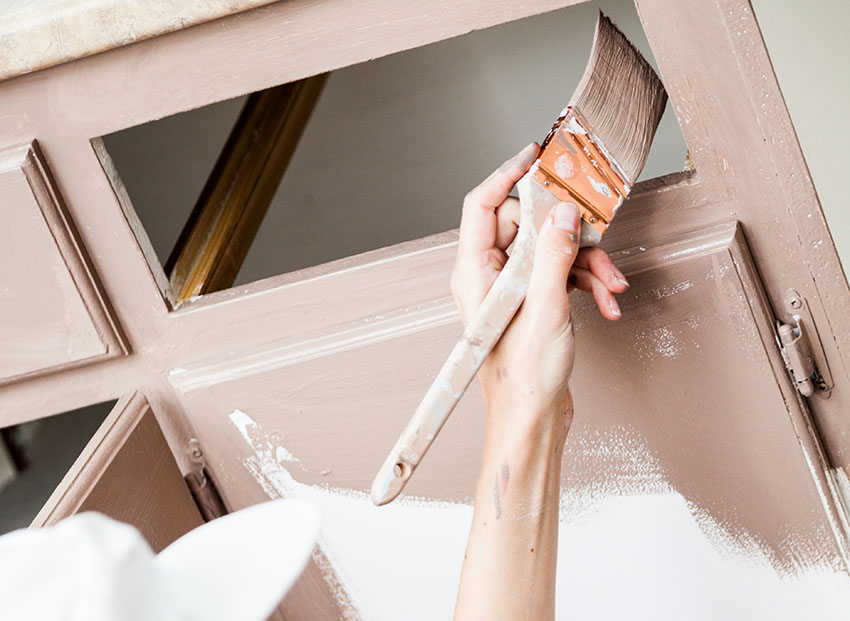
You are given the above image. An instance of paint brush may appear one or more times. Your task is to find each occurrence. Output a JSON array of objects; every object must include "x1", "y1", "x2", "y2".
[{"x1": 372, "y1": 12, "x2": 667, "y2": 505}]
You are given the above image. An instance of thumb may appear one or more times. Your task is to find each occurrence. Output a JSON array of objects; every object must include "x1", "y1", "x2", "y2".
[{"x1": 526, "y1": 202, "x2": 581, "y2": 314}]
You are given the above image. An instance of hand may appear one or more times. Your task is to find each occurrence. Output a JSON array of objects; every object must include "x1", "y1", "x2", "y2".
[
  {"x1": 453, "y1": 147, "x2": 629, "y2": 621},
  {"x1": 450, "y1": 143, "x2": 629, "y2": 431}
]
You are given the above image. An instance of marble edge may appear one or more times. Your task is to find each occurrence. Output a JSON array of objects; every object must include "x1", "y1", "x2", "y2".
[{"x1": 0, "y1": 0, "x2": 280, "y2": 82}]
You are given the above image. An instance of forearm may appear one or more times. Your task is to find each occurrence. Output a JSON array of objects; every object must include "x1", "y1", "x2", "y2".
[{"x1": 454, "y1": 409, "x2": 568, "y2": 621}]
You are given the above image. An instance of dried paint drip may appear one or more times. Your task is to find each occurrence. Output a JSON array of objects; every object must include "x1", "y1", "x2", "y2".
[
  {"x1": 230, "y1": 412, "x2": 850, "y2": 620},
  {"x1": 587, "y1": 175, "x2": 613, "y2": 198},
  {"x1": 554, "y1": 154, "x2": 575, "y2": 180}
]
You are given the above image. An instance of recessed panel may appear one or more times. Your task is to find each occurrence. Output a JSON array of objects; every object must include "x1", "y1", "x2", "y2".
[
  {"x1": 0, "y1": 143, "x2": 124, "y2": 384},
  {"x1": 33, "y1": 394, "x2": 204, "y2": 553}
]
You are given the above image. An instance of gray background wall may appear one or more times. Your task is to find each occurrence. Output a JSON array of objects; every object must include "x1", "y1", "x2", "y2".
[{"x1": 0, "y1": 403, "x2": 111, "y2": 533}]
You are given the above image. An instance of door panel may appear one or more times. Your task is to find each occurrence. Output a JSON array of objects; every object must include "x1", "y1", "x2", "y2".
[
  {"x1": 32, "y1": 393, "x2": 203, "y2": 552},
  {"x1": 32, "y1": 392, "x2": 351, "y2": 619},
  {"x1": 173, "y1": 222, "x2": 849, "y2": 618},
  {"x1": 570, "y1": 222, "x2": 844, "y2": 566},
  {"x1": 0, "y1": 142, "x2": 124, "y2": 390}
]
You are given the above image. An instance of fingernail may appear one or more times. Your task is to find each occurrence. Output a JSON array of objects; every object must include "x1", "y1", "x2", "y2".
[
  {"x1": 611, "y1": 265, "x2": 629, "y2": 287},
  {"x1": 609, "y1": 298, "x2": 622, "y2": 317},
  {"x1": 554, "y1": 202, "x2": 580, "y2": 233},
  {"x1": 517, "y1": 142, "x2": 537, "y2": 165}
]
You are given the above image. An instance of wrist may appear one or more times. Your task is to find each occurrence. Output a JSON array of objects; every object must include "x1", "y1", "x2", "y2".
[
  {"x1": 483, "y1": 401, "x2": 572, "y2": 459},
  {"x1": 475, "y1": 403, "x2": 569, "y2": 525},
  {"x1": 485, "y1": 384, "x2": 573, "y2": 434}
]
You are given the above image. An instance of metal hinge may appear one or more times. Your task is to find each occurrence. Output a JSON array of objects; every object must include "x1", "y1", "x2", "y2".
[
  {"x1": 776, "y1": 289, "x2": 833, "y2": 398},
  {"x1": 185, "y1": 439, "x2": 228, "y2": 521}
]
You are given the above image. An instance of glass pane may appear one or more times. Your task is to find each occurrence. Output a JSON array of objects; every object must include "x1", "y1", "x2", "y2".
[{"x1": 0, "y1": 401, "x2": 115, "y2": 534}]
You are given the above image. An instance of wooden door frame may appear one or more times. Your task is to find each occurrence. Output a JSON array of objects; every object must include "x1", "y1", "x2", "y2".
[{"x1": 0, "y1": 0, "x2": 847, "y2": 558}]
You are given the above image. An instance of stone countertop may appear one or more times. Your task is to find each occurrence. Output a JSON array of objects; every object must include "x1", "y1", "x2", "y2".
[{"x1": 0, "y1": 0, "x2": 279, "y2": 82}]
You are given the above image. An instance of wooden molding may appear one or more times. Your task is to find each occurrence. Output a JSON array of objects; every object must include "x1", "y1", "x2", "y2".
[{"x1": 166, "y1": 75, "x2": 327, "y2": 304}]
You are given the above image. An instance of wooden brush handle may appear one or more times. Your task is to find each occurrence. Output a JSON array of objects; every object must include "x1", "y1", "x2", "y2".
[{"x1": 371, "y1": 174, "x2": 560, "y2": 505}]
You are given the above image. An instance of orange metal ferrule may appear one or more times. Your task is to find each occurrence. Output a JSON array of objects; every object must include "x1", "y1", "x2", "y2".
[{"x1": 532, "y1": 107, "x2": 630, "y2": 237}]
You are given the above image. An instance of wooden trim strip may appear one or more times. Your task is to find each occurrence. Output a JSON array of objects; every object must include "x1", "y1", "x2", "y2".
[
  {"x1": 31, "y1": 393, "x2": 143, "y2": 527},
  {"x1": 166, "y1": 74, "x2": 327, "y2": 304}
]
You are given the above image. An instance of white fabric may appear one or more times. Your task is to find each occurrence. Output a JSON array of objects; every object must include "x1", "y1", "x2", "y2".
[{"x1": 0, "y1": 499, "x2": 319, "y2": 621}]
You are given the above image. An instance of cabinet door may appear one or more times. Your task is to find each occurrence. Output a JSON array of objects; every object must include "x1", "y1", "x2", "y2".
[
  {"x1": 170, "y1": 221, "x2": 849, "y2": 619},
  {"x1": 1, "y1": 0, "x2": 848, "y2": 619},
  {"x1": 32, "y1": 393, "x2": 203, "y2": 552}
]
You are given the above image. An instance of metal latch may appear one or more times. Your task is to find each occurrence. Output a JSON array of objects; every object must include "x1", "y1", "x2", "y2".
[
  {"x1": 776, "y1": 289, "x2": 833, "y2": 398},
  {"x1": 778, "y1": 322, "x2": 819, "y2": 396}
]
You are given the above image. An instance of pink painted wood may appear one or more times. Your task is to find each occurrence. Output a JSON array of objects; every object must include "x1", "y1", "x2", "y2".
[
  {"x1": 174, "y1": 221, "x2": 847, "y2": 571},
  {"x1": 0, "y1": 0, "x2": 846, "y2": 615},
  {"x1": 32, "y1": 393, "x2": 203, "y2": 553}
]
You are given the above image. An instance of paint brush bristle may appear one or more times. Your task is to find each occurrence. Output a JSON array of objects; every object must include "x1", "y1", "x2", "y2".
[{"x1": 569, "y1": 12, "x2": 667, "y2": 184}]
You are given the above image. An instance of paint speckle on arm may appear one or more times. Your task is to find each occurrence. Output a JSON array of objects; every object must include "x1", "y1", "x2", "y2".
[{"x1": 491, "y1": 464, "x2": 509, "y2": 520}]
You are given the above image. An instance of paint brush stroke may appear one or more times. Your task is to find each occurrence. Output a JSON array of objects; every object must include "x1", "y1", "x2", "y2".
[
  {"x1": 563, "y1": 425, "x2": 846, "y2": 577},
  {"x1": 230, "y1": 411, "x2": 850, "y2": 620},
  {"x1": 229, "y1": 409, "x2": 471, "y2": 620}
]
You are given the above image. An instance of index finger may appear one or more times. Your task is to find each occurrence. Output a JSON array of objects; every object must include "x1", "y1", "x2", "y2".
[
  {"x1": 457, "y1": 143, "x2": 538, "y2": 262},
  {"x1": 574, "y1": 246, "x2": 630, "y2": 293}
]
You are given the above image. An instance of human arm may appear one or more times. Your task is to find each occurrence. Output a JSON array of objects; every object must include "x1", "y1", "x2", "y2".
[{"x1": 452, "y1": 144, "x2": 628, "y2": 620}]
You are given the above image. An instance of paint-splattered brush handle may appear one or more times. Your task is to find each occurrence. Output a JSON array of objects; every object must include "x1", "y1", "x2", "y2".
[{"x1": 371, "y1": 174, "x2": 560, "y2": 505}]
